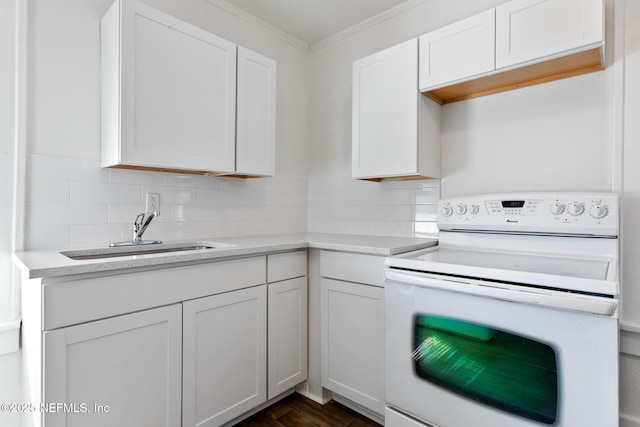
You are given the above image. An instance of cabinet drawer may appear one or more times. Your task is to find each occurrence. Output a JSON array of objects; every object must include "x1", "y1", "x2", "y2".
[
  {"x1": 268, "y1": 250, "x2": 307, "y2": 283},
  {"x1": 43, "y1": 256, "x2": 266, "y2": 330},
  {"x1": 320, "y1": 251, "x2": 385, "y2": 287}
]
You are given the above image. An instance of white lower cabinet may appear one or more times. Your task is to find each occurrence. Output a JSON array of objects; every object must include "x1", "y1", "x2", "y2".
[
  {"x1": 43, "y1": 304, "x2": 183, "y2": 427},
  {"x1": 182, "y1": 285, "x2": 267, "y2": 427},
  {"x1": 25, "y1": 252, "x2": 308, "y2": 427},
  {"x1": 267, "y1": 251, "x2": 308, "y2": 399},
  {"x1": 320, "y1": 251, "x2": 386, "y2": 416},
  {"x1": 321, "y1": 279, "x2": 385, "y2": 415},
  {"x1": 268, "y1": 277, "x2": 307, "y2": 398}
]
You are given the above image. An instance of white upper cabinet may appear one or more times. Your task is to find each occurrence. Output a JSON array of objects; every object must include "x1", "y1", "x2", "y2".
[
  {"x1": 352, "y1": 39, "x2": 440, "y2": 181},
  {"x1": 101, "y1": 0, "x2": 277, "y2": 177},
  {"x1": 235, "y1": 47, "x2": 277, "y2": 177},
  {"x1": 101, "y1": 0, "x2": 237, "y2": 174},
  {"x1": 496, "y1": 0, "x2": 604, "y2": 69},
  {"x1": 420, "y1": 0, "x2": 604, "y2": 104},
  {"x1": 419, "y1": 9, "x2": 496, "y2": 91}
]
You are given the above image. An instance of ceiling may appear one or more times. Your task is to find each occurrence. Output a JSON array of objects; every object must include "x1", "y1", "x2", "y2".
[{"x1": 220, "y1": 0, "x2": 410, "y2": 45}]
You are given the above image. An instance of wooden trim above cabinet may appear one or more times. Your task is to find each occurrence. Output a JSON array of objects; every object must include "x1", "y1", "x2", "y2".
[
  {"x1": 357, "y1": 173, "x2": 438, "y2": 183},
  {"x1": 108, "y1": 164, "x2": 271, "y2": 178},
  {"x1": 423, "y1": 46, "x2": 603, "y2": 105},
  {"x1": 108, "y1": 164, "x2": 230, "y2": 176}
]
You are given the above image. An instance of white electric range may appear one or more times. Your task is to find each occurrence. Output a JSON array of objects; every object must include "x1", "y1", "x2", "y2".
[{"x1": 384, "y1": 192, "x2": 619, "y2": 427}]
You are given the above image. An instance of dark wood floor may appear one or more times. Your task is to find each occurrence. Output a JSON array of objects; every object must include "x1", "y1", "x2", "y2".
[{"x1": 233, "y1": 393, "x2": 382, "y2": 427}]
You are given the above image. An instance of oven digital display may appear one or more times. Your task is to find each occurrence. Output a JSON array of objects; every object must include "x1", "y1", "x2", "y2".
[{"x1": 501, "y1": 200, "x2": 526, "y2": 208}]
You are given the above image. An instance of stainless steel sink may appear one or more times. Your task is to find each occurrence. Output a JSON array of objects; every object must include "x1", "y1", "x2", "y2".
[{"x1": 61, "y1": 241, "x2": 234, "y2": 260}]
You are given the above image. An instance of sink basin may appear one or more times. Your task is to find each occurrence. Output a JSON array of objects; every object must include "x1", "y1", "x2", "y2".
[{"x1": 61, "y1": 241, "x2": 234, "y2": 260}]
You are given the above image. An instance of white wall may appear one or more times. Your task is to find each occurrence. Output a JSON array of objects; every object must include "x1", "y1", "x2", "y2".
[
  {"x1": 24, "y1": 0, "x2": 309, "y2": 250},
  {"x1": 5, "y1": 0, "x2": 640, "y2": 425},
  {"x1": 0, "y1": 0, "x2": 16, "y2": 319},
  {"x1": 622, "y1": 0, "x2": 640, "y2": 327},
  {"x1": 307, "y1": 0, "x2": 637, "y2": 423},
  {"x1": 307, "y1": 0, "x2": 512, "y2": 237},
  {"x1": 440, "y1": 70, "x2": 613, "y2": 197},
  {"x1": 621, "y1": 0, "x2": 640, "y2": 424},
  {"x1": 2, "y1": 2, "x2": 309, "y2": 425},
  {"x1": 307, "y1": 0, "x2": 613, "y2": 235},
  {"x1": 0, "y1": 2, "x2": 22, "y2": 426}
]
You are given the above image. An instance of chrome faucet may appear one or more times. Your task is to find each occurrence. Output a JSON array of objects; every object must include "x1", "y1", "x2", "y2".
[
  {"x1": 133, "y1": 211, "x2": 160, "y2": 242},
  {"x1": 110, "y1": 211, "x2": 162, "y2": 247}
]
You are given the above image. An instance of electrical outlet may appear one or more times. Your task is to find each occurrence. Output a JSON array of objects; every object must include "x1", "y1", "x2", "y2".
[{"x1": 146, "y1": 193, "x2": 160, "y2": 212}]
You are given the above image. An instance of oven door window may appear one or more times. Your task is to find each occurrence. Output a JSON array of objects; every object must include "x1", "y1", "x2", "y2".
[{"x1": 413, "y1": 315, "x2": 558, "y2": 424}]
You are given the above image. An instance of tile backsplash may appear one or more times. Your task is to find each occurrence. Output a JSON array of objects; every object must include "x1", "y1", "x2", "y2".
[
  {"x1": 24, "y1": 155, "x2": 439, "y2": 250},
  {"x1": 307, "y1": 176, "x2": 440, "y2": 238},
  {"x1": 25, "y1": 154, "x2": 307, "y2": 250}
]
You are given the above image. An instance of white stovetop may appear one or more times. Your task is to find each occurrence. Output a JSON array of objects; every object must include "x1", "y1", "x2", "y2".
[
  {"x1": 404, "y1": 246, "x2": 611, "y2": 280},
  {"x1": 386, "y1": 232, "x2": 619, "y2": 296},
  {"x1": 13, "y1": 232, "x2": 438, "y2": 279}
]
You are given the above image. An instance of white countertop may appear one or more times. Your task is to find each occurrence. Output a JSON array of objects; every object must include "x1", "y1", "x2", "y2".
[{"x1": 13, "y1": 232, "x2": 438, "y2": 279}]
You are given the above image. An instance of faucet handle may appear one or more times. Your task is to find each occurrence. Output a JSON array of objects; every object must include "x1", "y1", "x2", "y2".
[
  {"x1": 134, "y1": 211, "x2": 160, "y2": 225},
  {"x1": 133, "y1": 211, "x2": 159, "y2": 234},
  {"x1": 134, "y1": 212, "x2": 146, "y2": 232}
]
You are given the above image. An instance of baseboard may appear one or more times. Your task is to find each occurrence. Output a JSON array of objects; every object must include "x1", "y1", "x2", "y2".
[
  {"x1": 221, "y1": 390, "x2": 295, "y2": 427},
  {"x1": 621, "y1": 413, "x2": 640, "y2": 427},
  {"x1": 621, "y1": 322, "x2": 640, "y2": 357},
  {"x1": 294, "y1": 382, "x2": 333, "y2": 404},
  {"x1": 332, "y1": 393, "x2": 385, "y2": 425},
  {"x1": 0, "y1": 320, "x2": 20, "y2": 356}
]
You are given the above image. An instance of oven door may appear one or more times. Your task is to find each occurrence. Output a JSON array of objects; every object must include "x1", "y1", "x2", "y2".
[{"x1": 385, "y1": 269, "x2": 618, "y2": 427}]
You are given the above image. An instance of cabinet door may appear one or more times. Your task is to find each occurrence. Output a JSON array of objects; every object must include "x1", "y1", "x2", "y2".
[
  {"x1": 183, "y1": 285, "x2": 267, "y2": 427},
  {"x1": 352, "y1": 39, "x2": 419, "y2": 179},
  {"x1": 43, "y1": 305, "x2": 182, "y2": 427},
  {"x1": 236, "y1": 47, "x2": 277, "y2": 177},
  {"x1": 321, "y1": 278, "x2": 385, "y2": 415},
  {"x1": 495, "y1": 0, "x2": 604, "y2": 69},
  {"x1": 268, "y1": 276, "x2": 308, "y2": 399},
  {"x1": 107, "y1": 0, "x2": 237, "y2": 172},
  {"x1": 419, "y1": 9, "x2": 496, "y2": 91}
]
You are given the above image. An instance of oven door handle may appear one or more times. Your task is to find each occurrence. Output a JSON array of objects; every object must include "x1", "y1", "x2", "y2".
[{"x1": 385, "y1": 270, "x2": 617, "y2": 316}]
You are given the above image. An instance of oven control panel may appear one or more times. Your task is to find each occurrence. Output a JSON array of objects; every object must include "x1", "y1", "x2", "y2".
[{"x1": 438, "y1": 192, "x2": 618, "y2": 236}]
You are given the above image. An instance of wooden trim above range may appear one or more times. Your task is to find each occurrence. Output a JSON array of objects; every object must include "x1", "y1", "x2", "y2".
[{"x1": 423, "y1": 46, "x2": 604, "y2": 105}]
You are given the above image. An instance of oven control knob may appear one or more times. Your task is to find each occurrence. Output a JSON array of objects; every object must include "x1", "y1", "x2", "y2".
[
  {"x1": 567, "y1": 202, "x2": 585, "y2": 216},
  {"x1": 442, "y1": 205, "x2": 453, "y2": 217},
  {"x1": 455, "y1": 203, "x2": 467, "y2": 215},
  {"x1": 469, "y1": 204, "x2": 480, "y2": 215},
  {"x1": 550, "y1": 202, "x2": 565, "y2": 216},
  {"x1": 589, "y1": 204, "x2": 608, "y2": 219}
]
